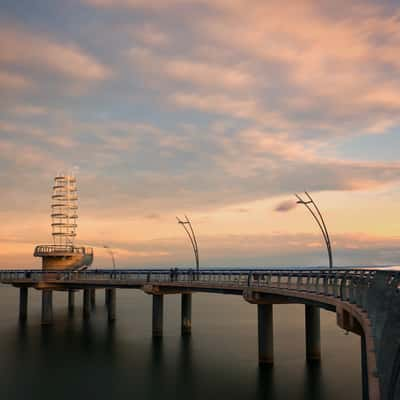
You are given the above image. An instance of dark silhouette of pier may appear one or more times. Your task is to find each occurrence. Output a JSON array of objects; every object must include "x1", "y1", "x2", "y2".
[{"x1": 1, "y1": 267, "x2": 399, "y2": 400}]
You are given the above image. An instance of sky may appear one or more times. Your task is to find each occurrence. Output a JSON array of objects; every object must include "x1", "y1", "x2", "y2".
[{"x1": 1, "y1": 0, "x2": 400, "y2": 268}]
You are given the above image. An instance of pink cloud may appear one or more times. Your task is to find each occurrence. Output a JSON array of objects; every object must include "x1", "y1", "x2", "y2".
[
  {"x1": 170, "y1": 92, "x2": 290, "y2": 131},
  {"x1": 0, "y1": 25, "x2": 110, "y2": 81},
  {"x1": 0, "y1": 70, "x2": 33, "y2": 90},
  {"x1": 135, "y1": 24, "x2": 170, "y2": 47},
  {"x1": 130, "y1": 47, "x2": 254, "y2": 90}
]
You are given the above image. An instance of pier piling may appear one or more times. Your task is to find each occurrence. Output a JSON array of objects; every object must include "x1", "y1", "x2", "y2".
[
  {"x1": 361, "y1": 333, "x2": 369, "y2": 400},
  {"x1": 152, "y1": 294, "x2": 164, "y2": 337},
  {"x1": 19, "y1": 287, "x2": 28, "y2": 322},
  {"x1": 83, "y1": 289, "x2": 91, "y2": 319},
  {"x1": 107, "y1": 289, "x2": 116, "y2": 322},
  {"x1": 105, "y1": 288, "x2": 110, "y2": 307},
  {"x1": 258, "y1": 304, "x2": 274, "y2": 364},
  {"x1": 181, "y1": 293, "x2": 192, "y2": 335},
  {"x1": 305, "y1": 305, "x2": 321, "y2": 361},
  {"x1": 90, "y1": 288, "x2": 96, "y2": 309},
  {"x1": 41, "y1": 289, "x2": 53, "y2": 325},
  {"x1": 68, "y1": 290, "x2": 75, "y2": 314}
]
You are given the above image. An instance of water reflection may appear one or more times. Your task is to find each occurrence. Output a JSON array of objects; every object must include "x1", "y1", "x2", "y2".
[
  {"x1": 0, "y1": 288, "x2": 361, "y2": 400},
  {"x1": 303, "y1": 363, "x2": 323, "y2": 400}
]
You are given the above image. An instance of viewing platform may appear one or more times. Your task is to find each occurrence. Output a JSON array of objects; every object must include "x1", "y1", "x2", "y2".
[{"x1": 33, "y1": 245, "x2": 93, "y2": 270}]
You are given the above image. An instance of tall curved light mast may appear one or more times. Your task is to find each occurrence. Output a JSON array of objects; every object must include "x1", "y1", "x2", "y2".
[
  {"x1": 103, "y1": 245, "x2": 116, "y2": 269},
  {"x1": 295, "y1": 192, "x2": 333, "y2": 269},
  {"x1": 177, "y1": 215, "x2": 199, "y2": 272},
  {"x1": 51, "y1": 175, "x2": 78, "y2": 248}
]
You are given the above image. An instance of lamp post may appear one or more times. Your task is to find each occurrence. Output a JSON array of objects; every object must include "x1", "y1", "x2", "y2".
[
  {"x1": 177, "y1": 215, "x2": 199, "y2": 272},
  {"x1": 295, "y1": 192, "x2": 333, "y2": 269},
  {"x1": 103, "y1": 245, "x2": 116, "y2": 270}
]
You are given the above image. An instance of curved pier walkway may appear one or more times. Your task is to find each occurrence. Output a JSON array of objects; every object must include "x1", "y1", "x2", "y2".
[{"x1": 1, "y1": 267, "x2": 400, "y2": 400}]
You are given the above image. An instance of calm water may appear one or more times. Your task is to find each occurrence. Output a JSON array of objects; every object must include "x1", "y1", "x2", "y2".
[{"x1": 0, "y1": 285, "x2": 361, "y2": 400}]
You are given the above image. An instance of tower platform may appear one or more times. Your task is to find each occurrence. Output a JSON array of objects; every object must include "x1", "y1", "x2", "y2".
[{"x1": 34, "y1": 245, "x2": 93, "y2": 271}]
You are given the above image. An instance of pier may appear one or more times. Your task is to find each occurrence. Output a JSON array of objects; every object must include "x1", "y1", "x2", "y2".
[{"x1": 1, "y1": 267, "x2": 400, "y2": 400}]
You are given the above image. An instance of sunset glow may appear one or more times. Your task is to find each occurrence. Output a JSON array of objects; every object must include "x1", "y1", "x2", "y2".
[{"x1": 1, "y1": 0, "x2": 400, "y2": 268}]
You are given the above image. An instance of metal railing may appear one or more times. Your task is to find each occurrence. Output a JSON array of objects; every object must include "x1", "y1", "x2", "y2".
[
  {"x1": 33, "y1": 245, "x2": 93, "y2": 256},
  {"x1": 1, "y1": 268, "x2": 399, "y2": 311}
]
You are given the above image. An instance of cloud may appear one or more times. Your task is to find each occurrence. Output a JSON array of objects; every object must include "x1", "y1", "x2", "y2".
[
  {"x1": 130, "y1": 47, "x2": 255, "y2": 91},
  {"x1": 83, "y1": 0, "x2": 207, "y2": 8},
  {"x1": 2, "y1": 0, "x2": 400, "y2": 268},
  {"x1": 0, "y1": 25, "x2": 110, "y2": 82},
  {"x1": 135, "y1": 24, "x2": 170, "y2": 47},
  {"x1": 197, "y1": 1, "x2": 400, "y2": 115},
  {"x1": 5, "y1": 230, "x2": 399, "y2": 268},
  {"x1": 10, "y1": 105, "x2": 48, "y2": 116},
  {"x1": 0, "y1": 70, "x2": 33, "y2": 90},
  {"x1": 275, "y1": 200, "x2": 297, "y2": 213}
]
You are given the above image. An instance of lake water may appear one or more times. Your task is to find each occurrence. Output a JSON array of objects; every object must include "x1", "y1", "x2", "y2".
[{"x1": 0, "y1": 285, "x2": 361, "y2": 400}]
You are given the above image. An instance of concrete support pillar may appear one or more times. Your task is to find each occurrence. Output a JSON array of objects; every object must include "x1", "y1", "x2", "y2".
[
  {"x1": 107, "y1": 289, "x2": 116, "y2": 322},
  {"x1": 152, "y1": 294, "x2": 164, "y2": 337},
  {"x1": 181, "y1": 293, "x2": 192, "y2": 335},
  {"x1": 41, "y1": 289, "x2": 53, "y2": 325},
  {"x1": 19, "y1": 287, "x2": 28, "y2": 322},
  {"x1": 105, "y1": 288, "x2": 111, "y2": 307},
  {"x1": 83, "y1": 288, "x2": 91, "y2": 319},
  {"x1": 305, "y1": 305, "x2": 321, "y2": 361},
  {"x1": 361, "y1": 333, "x2": 369, "y2": 400},
  {"x1": 68, "y1": 290, "x2": 75, "y2": 314},
  {"x1": 90, "y1": 288, "x2": 96, "y2": 309},
  {"x1": 257, "y1": 304, "x2": 274, "y2": 364}
]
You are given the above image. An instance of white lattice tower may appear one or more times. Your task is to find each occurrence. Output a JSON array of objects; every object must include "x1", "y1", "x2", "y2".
[{"x1": 51, "y1": 175, "x2": 78, "y2": 246}]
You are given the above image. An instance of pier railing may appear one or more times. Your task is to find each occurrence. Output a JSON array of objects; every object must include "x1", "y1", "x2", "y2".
[
  {"x1": 1, "y1": 268, "x2": 399, "y2": 312},
  {"x1": 33, "y1": 245, "x2": 93, "y2": 256}
]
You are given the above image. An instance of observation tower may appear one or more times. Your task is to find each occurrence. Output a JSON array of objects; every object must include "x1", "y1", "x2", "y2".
[{"x1": 34, "y1": 174, "x2": 93, "y2": 270}]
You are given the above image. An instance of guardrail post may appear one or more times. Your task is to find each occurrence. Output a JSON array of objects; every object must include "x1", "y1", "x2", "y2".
[
  {"x1": 152, "y1": 294, "x2": 164, "y2": 337},
  {"x1": 41, "y1": 289, "x2": 53, "y2": 325},
  {"x1": 305, "y1": 305, "x2": 321, "y2": 361},
  {"x1": 340, "y1": 276, "x2": 346, "y2": 300},
  {"x1": 19, "y1": 287, "x2": 28, "y2": 322},
  {"x1": 181, "y1": 293, "x2": 192, "y2": 335},
  {"x1": 296, "y1": 274, "x2": 301, "y2": 289},
  {"x1": 68, "y1": 290, "x2": 75, "y2": 314},
  {"x1": 258, "y1": 304, "x2": 274, "y2": 364},
  {"x1": 323, "y1": 275, "x2": 329, "y2": 295},
  {"x1": 315, "y1": 276, "x2": 319, "y2": 292},
  {"x1": 332, "y1": 275, "x2": 338, "y2": 297}
]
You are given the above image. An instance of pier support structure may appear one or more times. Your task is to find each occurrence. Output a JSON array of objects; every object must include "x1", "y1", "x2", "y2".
[
  {"x1": 361, "y1": 333, "x2": 369, "y2": 400},
  {"x1": 19, "y1": 287, "x2": 28, "y2": 322},
  {"x1": 258, "y1": 304, "x2": 274, "y2": 364},
  {"x1": 41, "y1": 289, "x2": 53, "y2": 325},
  {"x1": 107, "y1": 288, "x2": 116, "y2": 322},
  {"x1": 68, "y1": 290, "x2": 75, "y2": 314},
  {"x1": 305, "y1": 305, "x2": 321, "y2": 361},
  {"x1": 152, "y1": 294, "x2": 164, "y2": 337},
  {"x1": 90, "y1": 288, "x2": 96, "y2": 309},
  {"x1": 105, "y1": 288, "x2": 110, "y2": 307},
  {"x1": 83, "y1": 288, "x2": 91, "y2": 319},
  {"x1": 181, "y1": 293, "x2": 192, "y2": 335}
]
